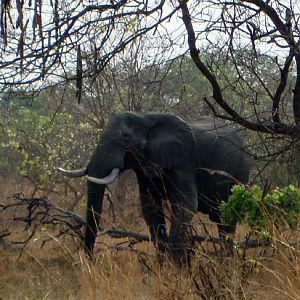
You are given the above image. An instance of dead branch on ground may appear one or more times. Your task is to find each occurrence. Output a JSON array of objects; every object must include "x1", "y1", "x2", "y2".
[{"x1": 0, "y1": 194, "x2": 295, "y2": 255}]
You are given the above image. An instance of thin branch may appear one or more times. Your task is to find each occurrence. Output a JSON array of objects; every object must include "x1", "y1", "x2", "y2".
[{"x1": 179, "y1": 0, "x2": 300, "y2": 137}]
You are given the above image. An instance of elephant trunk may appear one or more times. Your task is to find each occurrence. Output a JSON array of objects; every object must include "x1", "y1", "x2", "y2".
[{"x1": 84, "y1": 180, "x2": 105, "y2": 256}]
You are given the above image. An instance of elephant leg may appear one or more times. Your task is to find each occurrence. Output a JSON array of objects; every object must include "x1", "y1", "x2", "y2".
[
  {"x1": 136, "y1": 173, "x2": 168, "y2": 261},
  {"x1": 140, "y1": 192, "x2": 168, "y2": 257},
  {"x1": 209, "y1": 209, "x2": 236, "y2": 255},
  {"x1": 217, "y1": 223, "x2": 236, "y2": 255},
  {"x1": 84, "y1": 181, "x2": 105, "y2": 257},
  {"x1": 166, "y1": 170, "x2": 198, "y2": 267},
  {"x1": 169, "y1": 204, "x2": 194, "y2": 267}
]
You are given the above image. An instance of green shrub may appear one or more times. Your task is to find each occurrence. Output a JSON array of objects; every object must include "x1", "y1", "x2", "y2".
[{"x1": 220, "y1": 184, "x2": 300, "y2": 234}]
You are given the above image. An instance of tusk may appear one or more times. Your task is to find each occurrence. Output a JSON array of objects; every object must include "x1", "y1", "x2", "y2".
[
  {"x1": 57, "y1": 166, "x2": 87, "y2": 177},
  {"x1": 87, "y1": 168, "x2": 120, "y2": 185}
]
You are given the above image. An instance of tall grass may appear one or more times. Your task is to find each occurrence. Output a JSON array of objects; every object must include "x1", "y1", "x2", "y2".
[
  {"x1": 1, "y1": 179, "x2": 300, "y2": 299},
  {"x1": 1, "y1": 225, "x2": 300, "y2": 299}
]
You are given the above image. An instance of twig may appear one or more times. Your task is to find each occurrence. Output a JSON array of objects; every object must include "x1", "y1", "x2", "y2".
[{"x1": 0, "y1": 194, "x2": 296, "y2": 254}]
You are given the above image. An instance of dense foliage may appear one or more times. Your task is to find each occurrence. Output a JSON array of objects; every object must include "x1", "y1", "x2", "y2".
[
  {"x1": 220, "y1": 184, "x2": 300, "y2": 235},
  {"x1": 0, "y1": 90, "x2": 97, "y2": 199}
]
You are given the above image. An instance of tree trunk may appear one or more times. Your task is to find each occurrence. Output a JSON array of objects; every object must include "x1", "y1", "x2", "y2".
[{"x1": 293, "y1": 55, "x2": 300, "y2": 127}]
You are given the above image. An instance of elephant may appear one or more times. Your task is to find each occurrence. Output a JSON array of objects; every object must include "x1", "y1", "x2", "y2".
[{"x1": 58, "y1": 111, "x2": 249, "y2": 265}]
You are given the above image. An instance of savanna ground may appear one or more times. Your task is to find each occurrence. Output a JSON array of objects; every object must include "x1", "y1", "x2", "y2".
[
  {"x1": 1, "y1": 175, "x2": 300, "y2": 300},
  {"x1": 1, "y1": 1, "x2": 300, "y2": 297}
]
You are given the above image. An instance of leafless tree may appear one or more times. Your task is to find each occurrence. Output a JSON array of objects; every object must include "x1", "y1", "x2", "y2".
[
  {"x1": 180, "y1": 0, "x2": 300, "y2": 137},
  {"x1": 1, "y1": 0, "x2": 299, "y2": 136},
  {"x1": 0, "y1": 0, "x2": 177, "y2": 89}
]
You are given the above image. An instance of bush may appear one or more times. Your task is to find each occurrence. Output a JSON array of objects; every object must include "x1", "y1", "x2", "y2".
[{"x1": 220, "y1": 184, "x2": 300, "y2": 234}]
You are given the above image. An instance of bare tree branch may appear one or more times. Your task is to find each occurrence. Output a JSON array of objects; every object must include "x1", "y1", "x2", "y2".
[
  {"x1": 1, "y1": 194, "x2": 297, "y2": 256},
  {"x1": 179, "y1": 0, "x2": 300, "y2": 137}
]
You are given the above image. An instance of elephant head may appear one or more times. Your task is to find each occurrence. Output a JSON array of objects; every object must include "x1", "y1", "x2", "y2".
[{"x1": 59, "y1": 112, "x2": 197, "y2": 257}]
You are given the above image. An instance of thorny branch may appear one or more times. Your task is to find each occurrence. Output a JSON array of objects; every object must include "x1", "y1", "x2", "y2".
[{"x1": 0, "y1": 193, "x2": 86, "y2": 252}]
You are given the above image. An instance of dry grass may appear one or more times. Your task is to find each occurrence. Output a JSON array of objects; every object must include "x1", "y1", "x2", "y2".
[
  {"x1": 1, "y1": 179, "x2": 300, "y2": 299},
  {"x1": 1, "y1": 225, "x2": 300, "y2": 299}
]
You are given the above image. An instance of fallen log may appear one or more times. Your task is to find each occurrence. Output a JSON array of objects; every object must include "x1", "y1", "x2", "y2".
[{"x1": 98, "y1": 228, "x2": 273, "y2": 249}]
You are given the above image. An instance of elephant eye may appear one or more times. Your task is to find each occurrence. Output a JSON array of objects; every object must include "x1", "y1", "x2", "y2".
[{"x1": 123, "y1": 133, "x2": 130, "y2": 141}]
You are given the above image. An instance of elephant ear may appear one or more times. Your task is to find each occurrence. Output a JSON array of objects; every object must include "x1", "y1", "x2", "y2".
[{"x1": 144, "y1": 113, "x2": 196, "y2": 169}]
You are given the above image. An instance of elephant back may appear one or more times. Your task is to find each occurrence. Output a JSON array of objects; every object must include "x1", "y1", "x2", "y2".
[{"x1": 189, "y1": 117, "x2": 249, "y2": 184}]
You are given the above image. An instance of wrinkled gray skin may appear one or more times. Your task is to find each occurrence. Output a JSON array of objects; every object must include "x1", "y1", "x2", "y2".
[{"x1": 59, "y1": 112, "x2": 249, "y2": 265}]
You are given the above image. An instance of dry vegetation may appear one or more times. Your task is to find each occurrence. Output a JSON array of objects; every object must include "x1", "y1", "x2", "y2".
[
  {"x1": 1, "y1": 177, "x2": 300, "y2": 300},
  {"x1": 1, "y1": 0, "x2": 300, "y2": 298}
]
